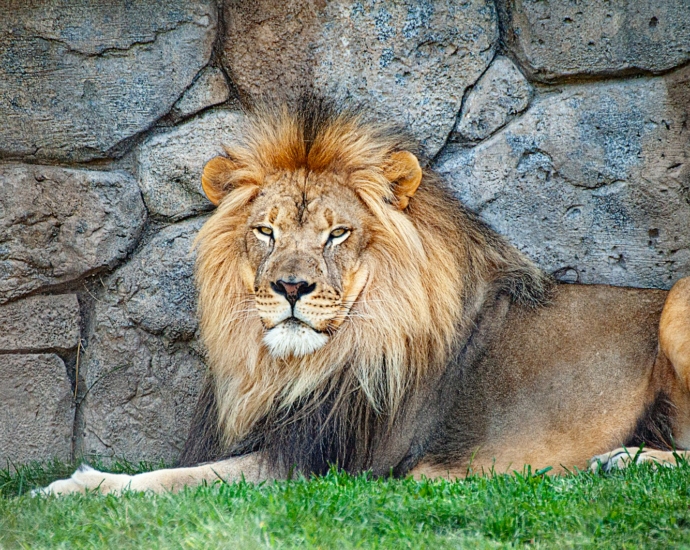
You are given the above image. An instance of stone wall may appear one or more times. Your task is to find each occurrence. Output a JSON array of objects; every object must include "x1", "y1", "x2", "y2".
[{"x1": 1, "y1": 0, "x2": 688, "y2": 465}]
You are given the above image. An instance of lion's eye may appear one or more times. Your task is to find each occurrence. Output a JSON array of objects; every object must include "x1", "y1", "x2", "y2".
[
  {"x1": 253, "y1": 225, "x2": 274, "y2": 243},
  {"x1": 327, "y1": 227, "x2": 351, "y2": 246}
]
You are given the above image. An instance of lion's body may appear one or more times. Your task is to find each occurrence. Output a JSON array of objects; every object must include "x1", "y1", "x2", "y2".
[
  {"x1": 41, "y1": 100, "x2": 690, "y2": 495},
  {"x1": 180, "y1": 282, "x2": 678, "y2": 479},
  {"x1": 413, "y1": 284, "x2": 672, "y2": 476}
]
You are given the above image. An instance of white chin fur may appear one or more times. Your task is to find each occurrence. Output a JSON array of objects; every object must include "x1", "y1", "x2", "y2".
[{"x1": 263, "y1": 322, "x2": 329, "y2": 358}]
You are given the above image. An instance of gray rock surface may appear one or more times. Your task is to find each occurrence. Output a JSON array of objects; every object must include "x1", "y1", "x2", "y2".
[
  {"x1": 79, "y1": 219, "x2": 205, "y2": 463},
  {"x1": 0, "y1": 0, "x2": 217, "y2": 162},
  {"x1": 170, "y1": 67, "x2": 232, "y2": 123},
  {"x1": 0, "y1": 165, "x2": 146, "y2": 304},
  {"x1": 455, "y1": 55, "x2": 532, "y2": 142},
  {"x1": 0, "y1": 295, "x2": 80, "y2": 352},
  {"x1": 223, "y1": 0, "x2": 498, "y2": 157},
  {"x1": 499, "y1": 0, "x2": 690, "y2": 82},
  {"x1": 0, "y1": 354, "x2": 74, "y2": 464},
  {"x1": 137, "y1": 109, "x2": 245, "y2": 221},
  {"x1": 436, "y1": 69, "x2": 690, "y2": 289}
]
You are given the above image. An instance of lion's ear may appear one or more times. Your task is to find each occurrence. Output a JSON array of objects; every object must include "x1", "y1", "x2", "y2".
[
  {"x1": 201, "y1": 156, "x2": 240, "y2": 205},
  {"x1": 382, "y1": 151, "x2": 422, "y2": 210}
]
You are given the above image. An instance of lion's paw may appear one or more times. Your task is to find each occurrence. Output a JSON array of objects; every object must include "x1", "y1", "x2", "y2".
[
  {"x1": 589, "y1": 447, "x2": 678, "y2": 473},
  {"x1": 32, "y1": 465, "x2": 134, "y2": 496}
]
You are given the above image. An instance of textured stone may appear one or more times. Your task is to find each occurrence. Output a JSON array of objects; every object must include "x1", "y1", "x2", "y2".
[
  {"x1": 499, "y1": 0, "x2": 690, "y2": 82},
  {"x1": 223, "y1": 0, "x2": 498, "y2": 157},
  {"x1": 137, "y1": 109, "x2": 245, "y2": 221},
  {"x1": 0, "y1": 0, "x2": 217, "y2": 162},
  {"x1": 455, "y1": 55, "x2": 532, "y2": 142},
  {"x1": 436, "y1": 69, "x2": 690, "y2": 289},
  {"x1": 0, "y1": 165, "x2": 146, "y2": 304},
  {"x1": 0, "y1": 354, "x2": 74, "y2": 464},
  {"x1": 170, "y1": 67, "x2": 231, "y2": 123},
  {"x1": 79, "y1": 219, "x2": 205, "y2": 463},
  {"x1": 0, "y1": 295, "x2": 80, "y2": 352}
]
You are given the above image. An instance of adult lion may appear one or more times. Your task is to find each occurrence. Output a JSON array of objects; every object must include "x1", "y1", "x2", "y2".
[{"x1": 43, "y1": 99, "x2": 690, "y2": 495}]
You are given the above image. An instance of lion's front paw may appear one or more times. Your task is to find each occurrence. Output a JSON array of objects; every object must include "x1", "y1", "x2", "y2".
[
  {"x1": 32, "y1": 465, "x2": 134, "y2": 496},
  {"x1": 589, "y1": 447, "x2": 679, "y2": 473}
]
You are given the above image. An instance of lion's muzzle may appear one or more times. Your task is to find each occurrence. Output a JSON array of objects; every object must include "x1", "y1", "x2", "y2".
[{"x1": 256, "y1": 277, "x2": 338, "y2": 358}]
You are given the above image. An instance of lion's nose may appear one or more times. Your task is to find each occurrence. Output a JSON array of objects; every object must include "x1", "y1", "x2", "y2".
[{"x1": 271, "y1": 279, "x2": 316, "y2": 307}]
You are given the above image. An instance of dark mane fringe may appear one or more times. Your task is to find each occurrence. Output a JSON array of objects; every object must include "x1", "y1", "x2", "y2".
[
  {"x1": 178, "y1": 376, "x2": 224, "y2": 466},
  {"x1": 179, "y1": 365, "x2": 395, "y2": 472},
  {"x1": 245, "y1": 371, "x2": 392, "y2": 476}
]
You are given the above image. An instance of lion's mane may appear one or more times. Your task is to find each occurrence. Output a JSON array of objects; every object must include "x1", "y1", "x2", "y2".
[{"x1": 189, "y1": 98, "x2": 551, "y2": 474}]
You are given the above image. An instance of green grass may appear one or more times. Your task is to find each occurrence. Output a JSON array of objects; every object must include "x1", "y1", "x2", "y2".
[{"x1": 2, "y1": 460, "x2": 690, "y2": 549}]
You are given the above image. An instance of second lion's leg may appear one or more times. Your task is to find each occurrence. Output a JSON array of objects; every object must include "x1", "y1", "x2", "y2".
[
  {"x1": 37, "y1": 453, "x2": 271, "y2": 496},
  {"x1": 660, "y1": 276, "x2": 690, "y2": 449}
]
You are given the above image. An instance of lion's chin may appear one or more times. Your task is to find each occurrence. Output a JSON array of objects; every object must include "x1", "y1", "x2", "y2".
[{"x1": 262, "y1": 320, "x2": 329, "y2": 358}]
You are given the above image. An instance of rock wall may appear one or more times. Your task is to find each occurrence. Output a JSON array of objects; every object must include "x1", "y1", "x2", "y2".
[{"x1": 1, "y1": 0, "x2": 688, "y2": 465}]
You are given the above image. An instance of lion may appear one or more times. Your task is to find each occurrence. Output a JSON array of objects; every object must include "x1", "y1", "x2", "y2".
[{"x1": 41, "y1": 98, "x2": 690, "y2": 495}]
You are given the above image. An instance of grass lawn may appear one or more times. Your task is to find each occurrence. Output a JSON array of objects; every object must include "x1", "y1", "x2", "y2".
[{"x1": 1, "y1": 459, "x2": 690, "y2": 548}]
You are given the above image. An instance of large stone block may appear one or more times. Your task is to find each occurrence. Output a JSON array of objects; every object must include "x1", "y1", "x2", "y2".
[
  {"x1": 0, "y1": 354, "x2": 74, "y2": 464},
  {"x1": 0, "y1": 165, "x2": 146, "y2": 303},
  {"x1": 436, "y1": 69, "x2": 690, "y2": 289},
  {"x1": 137, "y1": 110, "x2": 245, "y2": 221},
  {"x1": 0, "y1": 0, "x2": 217, "y2": 162},
  {"x1": 455, "y1": 55, "x2": 532, "y2": 143},
  {"x1": 0, "y1": 295, "x2": 80, "y2": 352},
  {"x1": 79, "y1": 218, "x2": 206, "y2": 463},
  {"x1": 499, "y1": 0, "x2": 690, "y2": 82},
  {"x1": 223, "y1": 0, "x2": 498, "y2": 157}
]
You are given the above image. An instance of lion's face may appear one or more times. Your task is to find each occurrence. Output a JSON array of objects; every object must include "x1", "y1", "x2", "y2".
[
  {"x1": 199, "y1": 111, "x2": 424, "y2": 361},
  {"x1": 244, "y1": 170, "x2": 372, "y2": 357}
]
